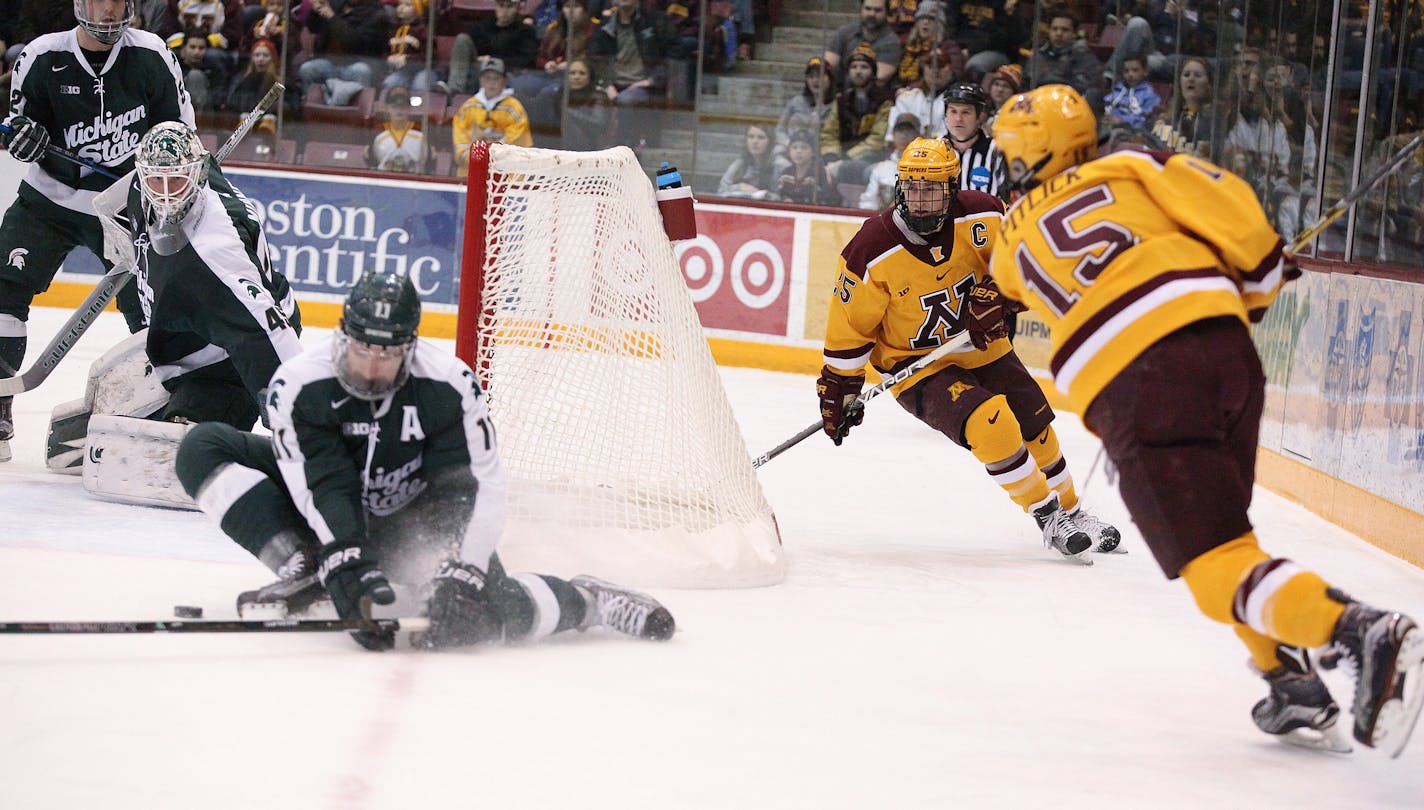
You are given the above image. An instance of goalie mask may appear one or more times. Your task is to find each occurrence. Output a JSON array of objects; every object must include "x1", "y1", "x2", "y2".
[
  {"x1": 75, "y1": 0, "x2": 134, "y2": 44},
  {"x1": 135, "y1": 122, "x2": 209, "y2": 229},
  {"x1": 990, "y1": 84, "x2": 1097, "y2": 192},
  {"x1": 895, "y1": 137, "x2": 960, "y2": 236},
  {"x1": 336, "y1": 271, "x2": 422, "y2": 400}
]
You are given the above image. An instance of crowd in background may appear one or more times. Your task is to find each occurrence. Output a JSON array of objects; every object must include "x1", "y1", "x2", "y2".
[{"x1": 3, "y1": 0, "x2": 1421, "y2": 266}]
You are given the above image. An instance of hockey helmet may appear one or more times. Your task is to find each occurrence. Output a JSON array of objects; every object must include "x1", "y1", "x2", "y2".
[
  {"x1": 941, "y1": 81, "x2": 989, "y2": 113},
  {"x1": 135, "y1": 122, "x2": 209, "y2": 228},
  {"x1": 74, "y1": 0, "x2": 134, "y2": 44},
  {"x1": 895, "y1": 137, "x2": 959, "y2": 235},
  {"x1": 991, "y1": 84, "x2": 1097, "y2": 191},
  {"x1": 336, "y1": 272, "x2": 422, "y2": 400}
]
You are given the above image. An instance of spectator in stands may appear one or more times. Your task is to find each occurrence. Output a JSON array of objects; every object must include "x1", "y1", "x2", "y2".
[
  {"x1": 774, "y1": 56, "x2": 836, "y2": 157},
  {"x1": 887, "y1": 40, "x2": 959, "y2": 141},
  {"x1": 381, "y1": 0, "x2": 436, "y2": 93},
  {"x1": 885, "y1": 0, "x2": 917, "y2": 38},
  {"x1": 823, "y1": 0, "x2": 901, "y2": 87},
  {"x1": 949, "y1": 0, "x2": 1023, "y2": 78},
  {"x1": 588, "y1": 0, "x2": 684, "y2": 146},
  {"x1": 1025, "y1": 7, "x2": 1103, "y2": 111},
  {"x1": 172, "y1": 27, "x2": 229, "y2": 112},
  {"x1": 775, "y1": 129, "x2": 835, "y2": 206},
  {"x1": 895, "y1": 1, "x2": 954, "y2": 87},
  {"x1": 513, "y1": 0, "x2": 596, "y2": 118},
  {"x1": 250, "y1": 0, "x2": 286, "y2": 47},
  {"x1": 1101, "y1": 52, "x2": 1160, "y2": 146},
  {"x1": 860, "y1": 113, "x2": 920, "y2": 209},
  {"x1": 558, "y1": 56, "x2": 614, "y2": 150},
  {"x1": 982, "y1": 63, "x2": 1022, "y2": 131},
  {"x1": 1223, "y1": 59, "x2": 1299, "y2": 240},
  {"x1": 367, "y1": 86, "x2": 429, "y2": 172},
  {"x1": 453, "y1": 57, "x2": 532, "y2": 175},
  {"x1": 820, "y1": 45, "x2": 893, "y2": 183},
  {"x1": 717, "y1": 124, "x2": 789, "y2": 200},
  {"x1": 1151, "y1": 56, "x2": 1218, "y2": 158},
  {"x1": 1103, "y1": 0, "x2": 1184, "y2": 83},
  {"x1": 163, "y1": 0, "x2": 243, "y2": 71},
  {"x1": 223, "y1": 37, "x2": 279, "y2": 113},
  {"x1": 299, "y1": 0, "x2": 388, "y2": 98},
  {"x1": 445, "y1": 0, "x2": 539, "y2": 94}
]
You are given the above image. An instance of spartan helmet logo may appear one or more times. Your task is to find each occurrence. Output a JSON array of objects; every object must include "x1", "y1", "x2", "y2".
[{"x1": 7, "y1": 248, "x2": 27, "y2": 270}]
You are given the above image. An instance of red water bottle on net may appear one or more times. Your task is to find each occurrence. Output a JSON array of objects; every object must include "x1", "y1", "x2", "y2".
[{"x1": 655, "y1": 162, "x2": 698, "y2": 242}]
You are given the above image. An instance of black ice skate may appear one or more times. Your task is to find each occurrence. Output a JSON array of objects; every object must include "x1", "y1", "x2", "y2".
[
  {"x1": 1067, "y1": 506, "x2": 1123, "y2": 553},
  {"x1": 1032, "y1": 495, "x2": 1092, "y2": 565},
  {"x1": 571, "y1": 576, "x2": 676, "y2": 641},
  {"x1": 236, "y1": 543, "x2": 330, "y2": 619},
  {"x1": 1252, "y1": 645, "x2": 1352, "y2": 753},
  {"x1": 0, "y1": 396, "x2": 13, "y2": 463},
  {"x1": 1322, "y1": 594, "x2": 1424, "y2": 757}
]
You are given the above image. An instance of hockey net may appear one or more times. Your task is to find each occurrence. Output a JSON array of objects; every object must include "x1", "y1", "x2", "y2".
[{"x1": 457, "y1": 142, "x2": 784, "y2": 588}]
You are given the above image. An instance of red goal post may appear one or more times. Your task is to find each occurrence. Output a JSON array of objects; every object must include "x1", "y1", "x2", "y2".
[{"x1": 455, "y1": 142, "x2": 784, "y2": 587}]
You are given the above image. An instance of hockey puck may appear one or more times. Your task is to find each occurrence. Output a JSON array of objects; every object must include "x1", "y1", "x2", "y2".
[{"x1": 173, "y1": 605, "x2": 204, "y2": 618}]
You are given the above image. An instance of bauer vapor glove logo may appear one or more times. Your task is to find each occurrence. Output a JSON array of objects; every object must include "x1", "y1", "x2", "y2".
[
  {"x1": 7, "y1": 248, "x2": 27, "y2": 270},
  {"x1": 318, "y1": 546, "x2": 364, "y2": 581}
]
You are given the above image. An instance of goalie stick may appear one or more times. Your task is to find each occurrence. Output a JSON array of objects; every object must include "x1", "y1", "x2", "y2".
[
  {"x1": 0, "y1": 82, "x2": 285, "y2": 398},
  {"x1": 0, "y1": 614, "x2": 429, "y2": 635},
  {"x1": 752, "y1": 331, "x2": 972, "y2": 469}
]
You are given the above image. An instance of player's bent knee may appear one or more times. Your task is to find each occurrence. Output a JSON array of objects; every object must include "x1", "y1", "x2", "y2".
[
  {"x1": 175, "y1": 421, "x2": 248, "y2": 493},
  {"x1": 1180, "y1": 533, "x2": 1269, "y2": 625},
  {"x1": 963, "y1": 394, "x2": 1024, "y2": 463}
]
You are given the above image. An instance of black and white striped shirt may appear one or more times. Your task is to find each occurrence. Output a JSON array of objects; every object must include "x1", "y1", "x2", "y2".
[{"x1": 949, "y1": 133, "x2": 1009, "y2": 202}]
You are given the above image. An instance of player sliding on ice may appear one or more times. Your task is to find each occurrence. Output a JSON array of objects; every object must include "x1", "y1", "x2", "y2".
[
  {"x1": 989, "y1": 84, "x2": 1422, "y2": 755},
  {"x1": 817, "y1": 137, "x2": 1119, "y2": 564},
  {"x1": 175, "y1": 271, "x2": 674, "y2": 650}
]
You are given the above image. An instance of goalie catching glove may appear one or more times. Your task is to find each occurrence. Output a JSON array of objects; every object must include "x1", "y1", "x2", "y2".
[
  {"x1": 2, "y1": 116, "x2": 51, "y2": 163},
  {"x1": 317, "y1": 541, "x2": 397, "y2": 651},
  {"x1": 963, "y1": 277, "x2": 1024, "y2": 351},
  {"x1": 817, "y1": 366, "x2": 865, "y2": 446}
]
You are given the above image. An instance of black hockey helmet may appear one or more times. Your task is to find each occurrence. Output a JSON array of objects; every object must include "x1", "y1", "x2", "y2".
[
  {"x1": 941, "y1": 81, "x2": 989, "y2": 113},
  {"x1": 335, "y1": 272, "x2": 421, "y2": 399},
  {"x1": 341, "y1": 271, "x2": 421, "y2": 346}
]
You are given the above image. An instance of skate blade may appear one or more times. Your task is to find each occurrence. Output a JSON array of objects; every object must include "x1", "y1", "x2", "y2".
[
  {"x1": 1374, "y1": 627, "x2": 1424, "y2": 758},
  {"x1": 0, "y1": 439, "x2": 11, "y2": 463},
  {"x1": 237, "y1": 601, "x2": 291, "y2": 620},
  {"x1": 1278, "y1": 725, "x2": 1354, "y2": 754},
  {"x1": 1059, "y1": 549, "x2": 1094, "y2": 566}
]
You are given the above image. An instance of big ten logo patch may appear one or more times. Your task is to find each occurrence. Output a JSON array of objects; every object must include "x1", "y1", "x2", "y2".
[{"x1": 675, "y1": 209, "x2": 793, "y2": 336}]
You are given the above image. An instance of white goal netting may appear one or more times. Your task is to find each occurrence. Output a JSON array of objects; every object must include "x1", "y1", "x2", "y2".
[{"x1": 465, "y1": 143, "x2": 784, "y2": 587}]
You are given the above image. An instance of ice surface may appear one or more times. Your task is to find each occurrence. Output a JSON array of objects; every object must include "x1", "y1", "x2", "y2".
[{"x1": 1, "y1": 308, "x2": 1422, "y2": 809}]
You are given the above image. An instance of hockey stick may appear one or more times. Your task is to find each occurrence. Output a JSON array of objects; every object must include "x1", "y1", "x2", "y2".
[
  {"x1": 0, "y1": 122, "x2": 124, "y2": 180},
  {"x1": 0, "y1": 83, "x2": 285, "y2": 398},
  {"x1": 0, "y1": 615, "x2": 429, "y2": 635},
  {"x1": 1289, "y1": 131, "x2": 1424, "y2": 254},
  {"x1": 752, "y1": 331, "x2": 973, "y2": 469}
]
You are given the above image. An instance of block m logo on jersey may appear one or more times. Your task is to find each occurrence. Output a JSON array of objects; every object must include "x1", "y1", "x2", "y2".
[{"x1": 910, "y1": 275, "x2": 977, "y2": 349}]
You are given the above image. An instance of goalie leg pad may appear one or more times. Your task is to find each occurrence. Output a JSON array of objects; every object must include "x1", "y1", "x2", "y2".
[
  {"x1": 47, "y1": 330, "x2": 170, "y2": 473},
  {"x1": 82, "y1": 414, "x2": 197, "y2": 509}
]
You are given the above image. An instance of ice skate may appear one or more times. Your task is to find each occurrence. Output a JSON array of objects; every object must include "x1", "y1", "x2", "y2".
[
  {"x1": 1252, "y1": 646, "x2": 1352, "y2": 753},
  {"x1": 236, "y1": 544, "x2": 330, "y2": 619},
  {"x1": 0, "y1": 396, "x2": 13, "y2": 463},
  {"x1": 1322, "y1": 595, "x2": 1424, "y2": 757},
  {"x1": 1032, "y1": 495, "x2": 1093, "y2": 565},
  {"x1": 1067, "y1": 506, "x2": 1123, "y2": 553},
  {"x1": 571, "y1": 575, "x2": 676, "y2": 640}
]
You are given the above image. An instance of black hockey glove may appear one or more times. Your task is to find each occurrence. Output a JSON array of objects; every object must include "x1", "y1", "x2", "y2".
[
  {"x1": 816, "y1": 366, "x2": 865, "y2": 446},
  {"x1": 317, "y1": 541, "x2": 397, "y2": 651},
  {"x1": 415, "y1": 560, "x2": 503, "y2": 650},
  {"x1": 3, "y1": 116, "x2": 51, "y2": 163},
  {"x1": 963, "y1": 277, "x2": 1023, "y2": 351}
]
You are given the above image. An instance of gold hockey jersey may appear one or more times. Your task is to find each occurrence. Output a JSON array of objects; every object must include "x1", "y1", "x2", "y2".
[
  {"x1": 989, "y1": 149, "x2": 1289, "y2": 414},
  {"x1": 823, "y1": 190, "x2": 1012, "y2": 393}
]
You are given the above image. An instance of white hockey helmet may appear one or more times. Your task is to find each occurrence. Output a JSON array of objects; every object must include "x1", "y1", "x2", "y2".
[
  {"x1": 135, "y1": 122, "x2": 210, "y2": 227},
  {"x1": 74, "y1": 0, "x2": 135, "y2": 45}
]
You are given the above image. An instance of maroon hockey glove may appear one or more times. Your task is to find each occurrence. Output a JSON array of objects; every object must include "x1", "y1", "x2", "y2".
[
  {"x1": 817, "y1": 366, "x2": 865, "y2": 446},
  {"x1": 963, "y1": 277, "x2": 1020, "y2": 351},
  {"x1": 1282, "y1": 249, "x2": 1302, "y2": 282}
]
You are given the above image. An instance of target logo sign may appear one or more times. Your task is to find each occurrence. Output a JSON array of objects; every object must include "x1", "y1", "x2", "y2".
[{"x1": 675, "y1": 209, "x2": 792, "y2": 335}]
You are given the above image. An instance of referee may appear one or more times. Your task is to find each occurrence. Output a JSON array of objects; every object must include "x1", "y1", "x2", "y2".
[{"x1": 941, "y1": 83, "x2": 1009, "y2": 203}]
